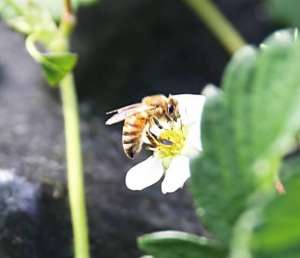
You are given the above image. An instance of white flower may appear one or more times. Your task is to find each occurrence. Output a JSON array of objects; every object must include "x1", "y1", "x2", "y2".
[{"x1": 125, "y1": 94, "x2": 205, "y2": 194}]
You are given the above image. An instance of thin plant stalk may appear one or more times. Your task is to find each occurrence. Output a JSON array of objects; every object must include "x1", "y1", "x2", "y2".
[
  {"x1": 58, "y1": 1, "x2": 90, "y2": 258},
  {"x1": 182, "y1": 0, "x2": 246, "y2": 54},
  {"x1": 60, "y1": 73, "x2": 90, "y2": 258}
]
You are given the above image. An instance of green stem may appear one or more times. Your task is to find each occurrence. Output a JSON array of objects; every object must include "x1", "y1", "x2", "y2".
[
  {"x1": 58, "y1": 1, "x2": 90, "y2": 258},
  {"x1": 60, "y1": 72, "x2": 90, "y2": 258},
  {"x1": 182, "y1": 0, "x2": 246, "y2": 54}
]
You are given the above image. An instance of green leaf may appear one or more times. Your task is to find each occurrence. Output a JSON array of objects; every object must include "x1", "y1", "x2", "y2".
[
  {"x1": 191, "y1": 29, "x2": 300, "y2": 245},
  {"x1": 191, "y1": 91, "x2": 259, "y2": 247},
  {"x1": 40, "y1": 52, "x2": 78, "y2": 85},
  {"x1": 266, "y1": 0, "x2": 300, "y2": 27},
  {"x1": 251, "y1": 156, "x2": 300, "y2": 258},
  {"x1": 138, "y1": 231, "x2": 225, "y2": 258},
  {"x1": 224, "y1": 29, "x2": 300, "y2": 169},
  {"x1": 25, "y1": 33, "x2": 77, "y2": 85},
  {"x1": 229, "y1": 156, "x2": 300, "y2": 258},
  {"x1": 0, "y1": 0, "x2": 57, "y2": 34},
  {"x1": 0, "y1": 0, "x2": 96, "y2": 30}
]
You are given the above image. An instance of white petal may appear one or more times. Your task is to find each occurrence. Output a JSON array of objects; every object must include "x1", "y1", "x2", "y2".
[
  {"x1": 173, "y1": 94, "x2": 205, "y2": 125},
  {"x1": 161, "y1": 156, "x2": 190, "y2": 194},
  {"x1": 182, "y1": 123, "x2": 202, "y2": 158},
  {"x1": 125, "y1": 156, "x2": 164, "y2": 191}
]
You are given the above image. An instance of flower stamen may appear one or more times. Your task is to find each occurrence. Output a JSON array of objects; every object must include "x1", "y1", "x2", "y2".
[{"x1": 156, "y1": 126, "x2": 186, "y2": 158}]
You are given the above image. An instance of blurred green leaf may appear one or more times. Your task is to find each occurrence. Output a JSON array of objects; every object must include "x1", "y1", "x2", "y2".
[
  {"x1": 230, "y1": 155, "x2": 300, "y2": 258},
  {"x1": 267, "y1": 0, "x2": 300, "y2": 27},
  {"x1": 191, "y1": 91, "x2": 259, "y2": 247},
  {"x1": 25, "y1": 32, "x2": 77, "y2": 85},
  {"x1": 40, "y1": 53, "x2": 78, "y2": 85},
  {"x1": 251, "y1": 156, "x2": 300, "y2": 258},
  {"x1": 0, "y1": 0, "x2": 96, "y2": 29},
  {"x1": 0, "y1": 0, "x2": 57, "y2": 34},
  {"x1": 224, "y1": 29, "x2": 300, "y2": 166},
  {"x1": 191, "y1": 29, "x2": 300, "y2": 246},
  {"x1": 138, "y1": 231, "x2": 225, "y2": 258}
]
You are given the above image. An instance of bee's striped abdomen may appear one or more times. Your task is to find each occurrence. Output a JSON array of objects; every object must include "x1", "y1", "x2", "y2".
[{"x1": 122, "y1": 112, "x2": 148, "y2": 159}]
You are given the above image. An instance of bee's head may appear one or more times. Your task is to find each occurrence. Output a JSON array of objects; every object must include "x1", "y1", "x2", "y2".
[{"x1": 167, "y1": 96, "x2": 180, "y2": 121}]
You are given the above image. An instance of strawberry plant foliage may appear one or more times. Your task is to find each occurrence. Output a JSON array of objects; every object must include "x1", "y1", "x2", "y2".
[
  {"x1": 231, "y1": 156, "x2": 300, "y2": 258},
  {"x1": 250, "y1": 156, "x2": 300, "y2": 258},
  {"x1": 0, "y1": 1, "x2": 93, "y2": 257},
  {"x1": 0, "y1": 0, "x2": 89, "y2": 85},
  {"x1": 139, "y1": 29, "x2": 300, "y2": 258},
  {"x1": 0, "y1": 0, "x2": 96, "y2": 25},
  {"x1": 191, "y1": 29, "x2": 300, "y2": 244},
  {"x1": 0, "y1": 0, "x2": 57, "y2": 34},
  {"x1": 138, "y1": 231, "x2": 224, "y2": 258}
]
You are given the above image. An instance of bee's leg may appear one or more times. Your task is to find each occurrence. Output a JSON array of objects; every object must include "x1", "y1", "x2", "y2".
[
  {"x1": 144, "y1": 143, "x2": 155, "y2": 151},
  {"x1": 147, "y1": 130, "x2": 174, "y2": 146},
  {"x1": 165, "y1": 113, "x2": 178, "y2": 126},
  {"x1": 149, "y1": 116, "x2": 164, "y2": 130},
  {"x1": 165, "y1": 113, "x2": 173, "y2": 123},
  {"x1": 152, "y1": 117, "x2": 163, "y2": 129},
  {"x1": 146, "y1": 130, "x2": 159, "y2": 147}
]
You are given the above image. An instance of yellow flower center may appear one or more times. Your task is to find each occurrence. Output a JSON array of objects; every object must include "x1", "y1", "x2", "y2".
[{"x1": 156, "y1": 127, "x2": 186, "y2": 159}]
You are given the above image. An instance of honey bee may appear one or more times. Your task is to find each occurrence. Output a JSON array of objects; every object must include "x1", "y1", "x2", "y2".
[{"x1": 105, "y1": 95, "x2": 180, "y2": 159}]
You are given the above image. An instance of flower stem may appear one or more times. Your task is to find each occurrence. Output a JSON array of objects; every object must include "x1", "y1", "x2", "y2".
[
  {"x1": 182, "y1": 0, "x2": 246, "y2": 54},
  {"x1": 58, "y1": 1, "x2": 90, "y2": 258},
  {"x1": 64, "y1": 0, "x2": 73, "y2": 16},
  {"x1": 60, "y1": 72, "x2": 90, "y2": 258}
]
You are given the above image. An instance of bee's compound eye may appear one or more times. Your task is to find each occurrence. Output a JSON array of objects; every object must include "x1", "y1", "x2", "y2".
[{"x1": 168, "y1": 104, "x2": 174, "y2": 114}]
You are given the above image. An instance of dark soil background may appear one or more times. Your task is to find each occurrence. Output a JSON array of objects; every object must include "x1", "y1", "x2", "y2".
[{"x1": 0, "y1": 0, "x2": 277, "y2": 258}]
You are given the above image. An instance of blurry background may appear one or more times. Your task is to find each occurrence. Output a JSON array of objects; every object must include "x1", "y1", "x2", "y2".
[{"x1": 0, "y1": 0, "x2": 281, "y2": 257}]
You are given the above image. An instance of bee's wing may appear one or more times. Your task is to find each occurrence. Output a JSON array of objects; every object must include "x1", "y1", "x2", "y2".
[
  {"x1": 105, "y1": 103, "x2": 151, "y2": 125},
  {"x1": 106, "y1": 103, "x2": 143, "y2": 115}
]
